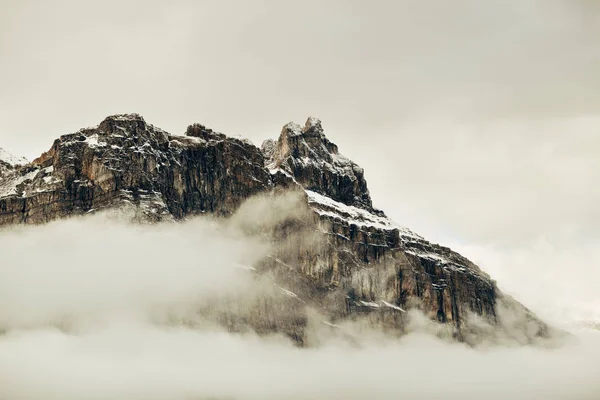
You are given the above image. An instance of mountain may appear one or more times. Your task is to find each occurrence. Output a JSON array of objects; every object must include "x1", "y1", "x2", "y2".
[
  {"x1": 0, "y1": 147, "x2": 28, "y2": 178},
  {"x1": 0, "y1": 114, "x2": 554, "y2": 345}
]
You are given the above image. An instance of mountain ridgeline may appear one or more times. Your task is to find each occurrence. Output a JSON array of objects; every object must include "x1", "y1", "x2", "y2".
[{"x1": 0, "y1": 114, "x2": 553, "y2": 345}]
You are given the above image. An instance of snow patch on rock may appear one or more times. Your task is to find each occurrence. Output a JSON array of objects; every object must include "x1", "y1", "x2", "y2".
[
  {"x1": 0, "y1": 148, "x2": 28, "y2": 167},
  {"x1": 0, "y1": 168, "x2": 40, "y2": 198},
  {"x1": 305, "y1": 189, "x2": 422, "y2": 239}
]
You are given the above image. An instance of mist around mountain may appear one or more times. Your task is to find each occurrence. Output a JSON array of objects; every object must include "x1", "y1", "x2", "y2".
[
  {"x1": 0, "y1": 206, "x2": 598, "y2": 400},
  {"x1": 0, "y1": 114, "x2": 559, "y2": 346},
  {"x1": 0, "y1": 115, "x2": 598, "y2": 399}
]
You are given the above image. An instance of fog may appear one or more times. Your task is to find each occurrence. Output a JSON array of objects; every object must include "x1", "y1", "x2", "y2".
[
  {"x1": 452, "y1": 237, "x2": 600, "y2": 326},
  {"x1": 1, "y1": 320, "x2": 599, "y2": 400},
  {"x1": 0, "y1": 200, "x2": 599, "y2": 399}
]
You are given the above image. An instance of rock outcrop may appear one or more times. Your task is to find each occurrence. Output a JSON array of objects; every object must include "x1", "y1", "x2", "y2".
[
  {"x1": 1, "y1": 114, "x2": 269, "y2": 225},
  {"x1": 0, "y1": 114, "x2": 553, "y2": 345},
  {"x1": 262, "y1": 117, "x2": 375, "y2": 212}
]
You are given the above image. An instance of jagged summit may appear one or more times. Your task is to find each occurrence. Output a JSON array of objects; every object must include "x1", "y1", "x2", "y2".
[
  {"x1": 280, "y1": 117, "x2": 324, "y2": 137},
  {"x1": 101, "y1": 113, "x2": 145, "y2": 122},
  {"x1": 281, "y1": 121, "x2": 303, "y2": 136},
  {"x1": 304, "y1": 116, "x2": 323, "y2": 132},
  {"x1": 0, "y1": 114, "x2": 554, "y2": 345},
  {"x1": 264, "y1": 117, "x2": 376, "y2": 213},
  {"x1": 96, "y1": 113, "x2": 155, "y2": 137}
]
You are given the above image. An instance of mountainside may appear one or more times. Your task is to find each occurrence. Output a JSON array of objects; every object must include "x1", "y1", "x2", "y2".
[
  {"x1": 0, "y1": 114, "x2": 554, "y2": 345},
  {"x1": 0, "y1": 148, "x2": 28, "y2": 178}
]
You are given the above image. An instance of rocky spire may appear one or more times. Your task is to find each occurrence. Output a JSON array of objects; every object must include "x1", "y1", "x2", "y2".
[{"x1": 263, "y1": 117, "x2": 377, "y2": 213}]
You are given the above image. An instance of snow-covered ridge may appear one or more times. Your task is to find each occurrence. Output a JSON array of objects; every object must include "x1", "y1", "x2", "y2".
[
  {"x1": 305, "y1": 190, "x2": 422, "y2": 239},
  {"x1": 403, "y1": 248, "x2": 469, "y2": 271},
  {"x1": 0, "y1": 148, "x2": 28, "y2": 167},
  {"x1": 306, "y1": 190, "x2": 487, "y2": 279},
  {"x1": 292, "y1": 149, "x2": 363, "y2": 178},
  {"x1": 0, "y1": 166, "x2": 57, "y2": 199}
]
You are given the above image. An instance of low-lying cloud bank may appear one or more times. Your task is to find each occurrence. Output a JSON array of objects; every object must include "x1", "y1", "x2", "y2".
[
  {"x1": 0, "y1": 200, "x2": 599, "y2": 400},
  {"x1": 1, "y1": 322, "x2": 598, "y2": 400}
]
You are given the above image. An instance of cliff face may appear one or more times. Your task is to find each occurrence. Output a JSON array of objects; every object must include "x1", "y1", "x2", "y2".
[
  {"x1": 1, "y1": 115, "x2": 269, "y2": 225},
  {"x1": 0, "y1": 114, "x2": 551, "y2": 345}
]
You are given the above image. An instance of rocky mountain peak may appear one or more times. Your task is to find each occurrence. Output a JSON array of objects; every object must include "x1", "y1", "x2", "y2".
[
  {"x1": 98, "y1": 113, "x2": 148, "y2": 135},
  {"x1": 265, "y1": 117, "x2": 375, "y2": 212},
  {"x1": 278, "y1": 117, "x2": 332, "y2": 156},
  {"x1": 304, "y1": 116, "x2": 323, "y2": 133},
  {"x1": 281, "y1": 121, "x2": 303, "y2": 137},
  {"x1": 0, "y1": 114, "x2": 555, "y2": 346}
]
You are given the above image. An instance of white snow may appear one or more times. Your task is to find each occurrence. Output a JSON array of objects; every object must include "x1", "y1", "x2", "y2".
[
  {"x1": 305, "y1": 190, "x2": 422, "y2": 239},
  {"x1": 404, "y1": 249, "x2": 473, "y2": 275},
  {"x1": 173, "y1": 135, "x2": 207, "y2": 146},
  {"x1": 0, "y1": 163, "x2": 61, "y2": 198},
  {"x1": 357, "y1": 300, "x2": 406, "y2": 312},
  {"x1": 277, "y1": 286, "x2": 305, "y2": 303},
  {"x1": 42, "y1": 175, "x2": 59, "y2": 185},
  {"x1": 382, "y1": 300, "x2": 406, "y2": 312},
  {"x1": 84, "y1": 134, "x2": 106, "y2": 148},
  {"x1": 322, "y1": 320, "x2": 341, "y2": 328},
  {"x1": 0, "y1": 168, "x2": 40, "y2": 198},
  {"x1": 0, "y1": 148, "x2": 28, "y2": 167},
  {"x1": 138, "y1": 191, "x2": 170, "y2": 216},
  {"x1": 268, "y1": 167, "x2": 294, "y2": 180},
  {"x1": 360, "y1": 300, "x2": 380, "y2": 308},
  {"x1": 404, "y1": 249, "x2": 449, "y2": 264},
  {"x1": 289, "y1": 144, "x2": 357, "y2": 178},
  {"x1": 109, "y1": 114, "x2": 143, "y2": 121}
]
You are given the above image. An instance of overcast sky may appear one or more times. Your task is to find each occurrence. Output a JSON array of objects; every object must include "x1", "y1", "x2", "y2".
[{"x1": 1, "y1": 0, "x2": 598, "y2": 321}]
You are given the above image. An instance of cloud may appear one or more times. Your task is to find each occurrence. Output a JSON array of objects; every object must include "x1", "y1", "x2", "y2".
[
  {"x1": 0, "y1": 191, "x2": 314, "y2": 331},
  {"x1": 0, "y1": 315, "x2": 599, "y2": 400},
  {"x1": 0, "y1": 215, "x2": 258, "y2": 329},
  {"x1": 0, "y1": 2, "x2": 598, "y2": 396},
  {"x1": 451, "y1": 236, "x2": 600, "y2": 326},
  {"x1": 0, "y1": 194, "x2": 599, "y2": 399}
]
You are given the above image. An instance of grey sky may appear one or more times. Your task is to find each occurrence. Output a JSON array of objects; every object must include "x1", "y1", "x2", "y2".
[{"x1": 1, "y1": 1, "x2": 599, "y2": 315}]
